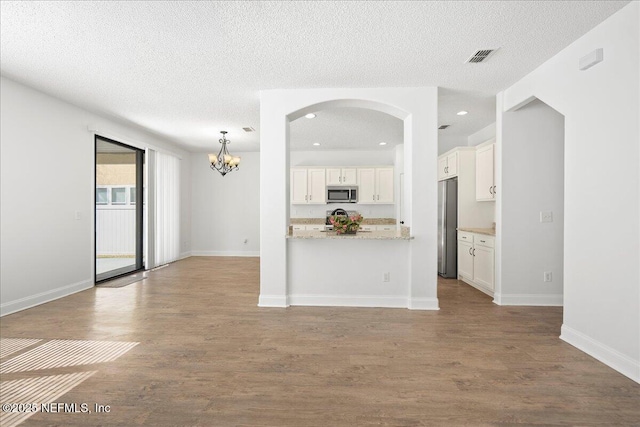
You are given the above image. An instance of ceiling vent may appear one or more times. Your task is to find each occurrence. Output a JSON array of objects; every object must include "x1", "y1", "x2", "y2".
[
  {"x1": 465, "y1": 49, "x2": 498, "y2": 63},
  {"x1": 242, "y1": 127, "x2": 255, "y2": 132},
  {"x1": 438, "y1": 125, "x2": 450, "y2": 130}
]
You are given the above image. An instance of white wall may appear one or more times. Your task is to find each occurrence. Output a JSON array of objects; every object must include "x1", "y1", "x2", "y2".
[
  {"x1": 290, "y1": 149, "x2": 396, "y2": 219},
  {"x1": 0, "y1": 77, "x2": 192, "y2": 316},
  {"x1": 498, "y1": 2, "x2": 639, "y2": 382},
  {"x1": 190, "y1": 151, "x2": 260, "y2": 256},
  {"x1": 498, "y1": 99, "x2": 564, "y2": 306},
  {"x1": 468, "y1": 122, "x2": 496, "y2": 147}
]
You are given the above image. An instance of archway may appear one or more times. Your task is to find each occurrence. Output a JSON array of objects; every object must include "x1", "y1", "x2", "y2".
[
  {"x1": 258, "y1": 87, "x2": 439, "y2": 310},
  {"x1": 496, "y1": 96, "x2": 565, "y2": 306}
]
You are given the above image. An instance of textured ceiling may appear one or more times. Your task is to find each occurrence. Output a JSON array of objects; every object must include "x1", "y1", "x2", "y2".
[{"x1": 0, "y1": 1, "x2": 630, "y2": 152}]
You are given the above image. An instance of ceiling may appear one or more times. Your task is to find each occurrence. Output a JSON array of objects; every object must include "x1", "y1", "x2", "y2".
[
  {"x1": 290, "y1": 107, "x2": 402, "y2": 151},
  {"x1": 0, "y1": 1, "x2": 629, "y2": 152}
]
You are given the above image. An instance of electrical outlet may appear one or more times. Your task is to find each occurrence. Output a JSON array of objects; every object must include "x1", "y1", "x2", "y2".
[
  {"x1": 540, "y1": 211, "x2": 553, "y2": 223},
  {"x1": 383, "y1": 272, "x2": 390, "y2": 282},
  {"x1": 544, "y1": 272, "x2": 552, "y2": 282}
]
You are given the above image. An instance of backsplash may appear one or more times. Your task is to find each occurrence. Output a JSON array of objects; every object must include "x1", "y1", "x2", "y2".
[{"x1": 290, "y1": 203, "x2": 395, "y2": 219}]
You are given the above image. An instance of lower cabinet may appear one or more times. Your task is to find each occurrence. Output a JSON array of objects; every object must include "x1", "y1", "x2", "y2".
[
  {"x1": 457, "y1": 231, "x2": 495, "y2": 295},
  {"x1": 292, "y1": 224, "x2": 324, "y2": 231},
  {"x1": 360, "y1": 225, "x2": 395, "y2": 231},
  {"x1": 293, "y1": 224, "x2": 395, "y2": 232}
]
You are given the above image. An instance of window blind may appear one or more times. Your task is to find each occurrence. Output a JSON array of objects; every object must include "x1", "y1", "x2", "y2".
[{"x1": 154, "y1": 151, "x2": 180, "y2": 265}]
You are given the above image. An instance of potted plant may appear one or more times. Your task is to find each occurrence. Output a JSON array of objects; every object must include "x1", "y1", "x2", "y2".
[{"x1": 330, "y1": 213, "x2": 363, "y2": 235}]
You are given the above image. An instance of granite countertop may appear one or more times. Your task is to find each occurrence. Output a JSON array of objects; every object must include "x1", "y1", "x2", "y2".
[
  {"x1": 287, "y1": 226, "x2": 412, "y2": 240},
  {"x1": 457, "y1": 227, "x2": 496, "y2": 236},
  {"x1": 290, "y1": 217, "x2": 396, "y2": 225}
]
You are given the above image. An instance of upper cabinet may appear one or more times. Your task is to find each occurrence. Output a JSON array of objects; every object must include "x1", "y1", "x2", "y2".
[
  {"x1": 376, "y1": 168, "x2": 394, "y2": 203},
  {"x1": 291, "y1": 166, "x2": 392, "y2": 205},
  {"x1": 326, "y1": 168, "x2": 357, "y2": 186},
  {"x1": 476, "y1": 143, "x2": 496, "y2": 201},
  {"x1": 290, "y1": 168, "x2": 326, "y2": 204},
  {"x1": 438, "y1": 151, "x2": 458, "y2": 181},
  {"x1": 357, "y1": 167, "x2": 394, "y2": 204}
]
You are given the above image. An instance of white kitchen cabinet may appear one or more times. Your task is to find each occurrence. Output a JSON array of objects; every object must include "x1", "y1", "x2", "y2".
[
  {"x1": 457, "y1": 239, "x2": 474, "y2": 281},
  {"x1": 357, "y1": 167, "x2": 394, "y2": 204},
  {"x1": 438, "y1": 152, "x2": 458, "y2": 181},
  {"x1": 290, "y1": 168, "x2": 326, "y2": 204},
  {"x1": 473, "y1": 241, "x2": 495, "y2": 290},
  {"x1": 377, "y1": 225, "x2": 394, "y2": 231},
  {"x1": 457, "y1": 231, "x2": 494, "y2": 295},
  {"x1": 357, "y1": 168, "x2": 376, "y2": 203},
  {"x1": 291, "y1": 224, "x2": 325, "y2": 231},
  {"x1": 326, "y1": 168, "x2": 357, "y2": 185},
  {"x1": 476, "y1": 143, "x2": 496, "y2": 201},
  {"x1": 376, "y1": 168, "x2": 394, "y2": 203},
  {"x1": 290, "y1": 169, "x2": 308, "y2": 204}
]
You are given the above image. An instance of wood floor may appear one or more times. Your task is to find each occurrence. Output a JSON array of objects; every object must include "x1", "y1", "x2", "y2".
[{"x1": 1, "y1": 256, "x2": 639, "y2": 426}]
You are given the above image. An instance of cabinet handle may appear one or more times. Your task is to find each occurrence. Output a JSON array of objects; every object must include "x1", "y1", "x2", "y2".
[
  {"x1": 305, "y1": 195, "x2": 308, "y2": 201},
  {"x1": 309, "y1": 194, "x2": 312, "y2": 201},
  {"x1": 489, "y1": 186, "x2": 493, "y2": 195},
  {"x1": 493, "y1": 185, "x2": 497, "y2": 194},
  {"x1": 480, "y1": 240, "x2": 485, "y2": 243},
  {"x1": 469, "y1": 247, "x2": 473, "y2": 255},
  {"x1": 377, "y1": 195, "x2": 379, "y2": 200},
  {"x1": 373, "y1": 195, "x2": 375, "y2": 201},
  {"x1": 339, "y1": 176, "x2": 342, "y2": 183},
  {"x1": 473, "y1": 248, "x2": 476, "y2": 256}
]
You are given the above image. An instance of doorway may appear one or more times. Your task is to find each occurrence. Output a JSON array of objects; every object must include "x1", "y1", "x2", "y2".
[{"x1": 95, "y1": 136, "x2": 144, "y2": 282}]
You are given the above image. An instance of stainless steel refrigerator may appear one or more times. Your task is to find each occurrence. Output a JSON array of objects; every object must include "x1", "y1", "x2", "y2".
[{"x1": 438, "y1": 178, "x2": 458, "y2": 278}]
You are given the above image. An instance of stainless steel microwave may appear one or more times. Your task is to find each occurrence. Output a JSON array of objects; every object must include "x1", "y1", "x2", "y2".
[{"x1": 327, "y1": 186, "x2": 358, "y2": 203}]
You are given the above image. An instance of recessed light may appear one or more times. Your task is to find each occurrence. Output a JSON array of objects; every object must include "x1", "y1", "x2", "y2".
[
  {"x1": 379, "y1": 142, "x2": 387, "y2": 146},
  {"x1": 313, "y1": 143, "x2": 320, "y2": 146},
  {"x1": 305, "y1": 113, "x2": 316, "y2": 119},
  {"x1": 457, "y1": 111, "x2": 468, "y2": 116}
]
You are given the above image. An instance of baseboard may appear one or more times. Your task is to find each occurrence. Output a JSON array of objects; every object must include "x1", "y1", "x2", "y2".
[
  {"x1": 493, "y1": 292, "x2": 563, "y2": 306},
  {"x1": 560, "y1": 324, "x2": 639, "y2": 383},
  {"x1": 459, "y1": 277, "x2": 494, "y2": 298},
  {"x1": 178, "y1": 251, "x2": 192, "y2": 260},
  {"x1": 0, "y1": 279, "x2": 94, "y2": 317},
  {"x1": 191, "y1": 251, "x2": 260, "y2": 257},
  {"x1": 408, "y1": 297, "x2": 440, "y2": 310},
  {"x1": 289, "y1": 294, "x2": 409, "y2": 308},
  {"x1": 258, "y1": 294, "x2": 289, "y2": 308}
]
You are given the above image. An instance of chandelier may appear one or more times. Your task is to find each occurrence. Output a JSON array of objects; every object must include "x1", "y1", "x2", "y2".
[{"x1": 208, "y1": 131, "x2": 240, "y2": 176}]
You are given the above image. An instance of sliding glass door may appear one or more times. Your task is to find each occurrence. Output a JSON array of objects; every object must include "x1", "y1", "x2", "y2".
[{"x1": 95, "y1": 136, "x2": 144, "y2": 282}]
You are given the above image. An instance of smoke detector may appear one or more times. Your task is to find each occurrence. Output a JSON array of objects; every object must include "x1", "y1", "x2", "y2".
[{"x1": 465, "y1": 49, "x2": 498, "y2": 63}]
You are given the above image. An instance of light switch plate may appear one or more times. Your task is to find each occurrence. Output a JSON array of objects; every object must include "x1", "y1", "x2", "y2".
[{"x1": 540, "y1": 211, "x2": 553, "y2": 223}]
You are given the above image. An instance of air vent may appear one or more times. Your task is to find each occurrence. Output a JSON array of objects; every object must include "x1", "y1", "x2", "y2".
[
  {"x1": 438, "y1": 125, "x2": 450, "y2": 130},
  {"x1": 465, "y1": 49, "x2": 498, "y2": 63},
  {"x1": 242, "y1": 127, "x2": 255, "y2": 132}
]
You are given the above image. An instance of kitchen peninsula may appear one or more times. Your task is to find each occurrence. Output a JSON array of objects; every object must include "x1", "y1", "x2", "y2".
[{"x1": 286, "y1": 219, "x2": 413, "y2": 308}]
